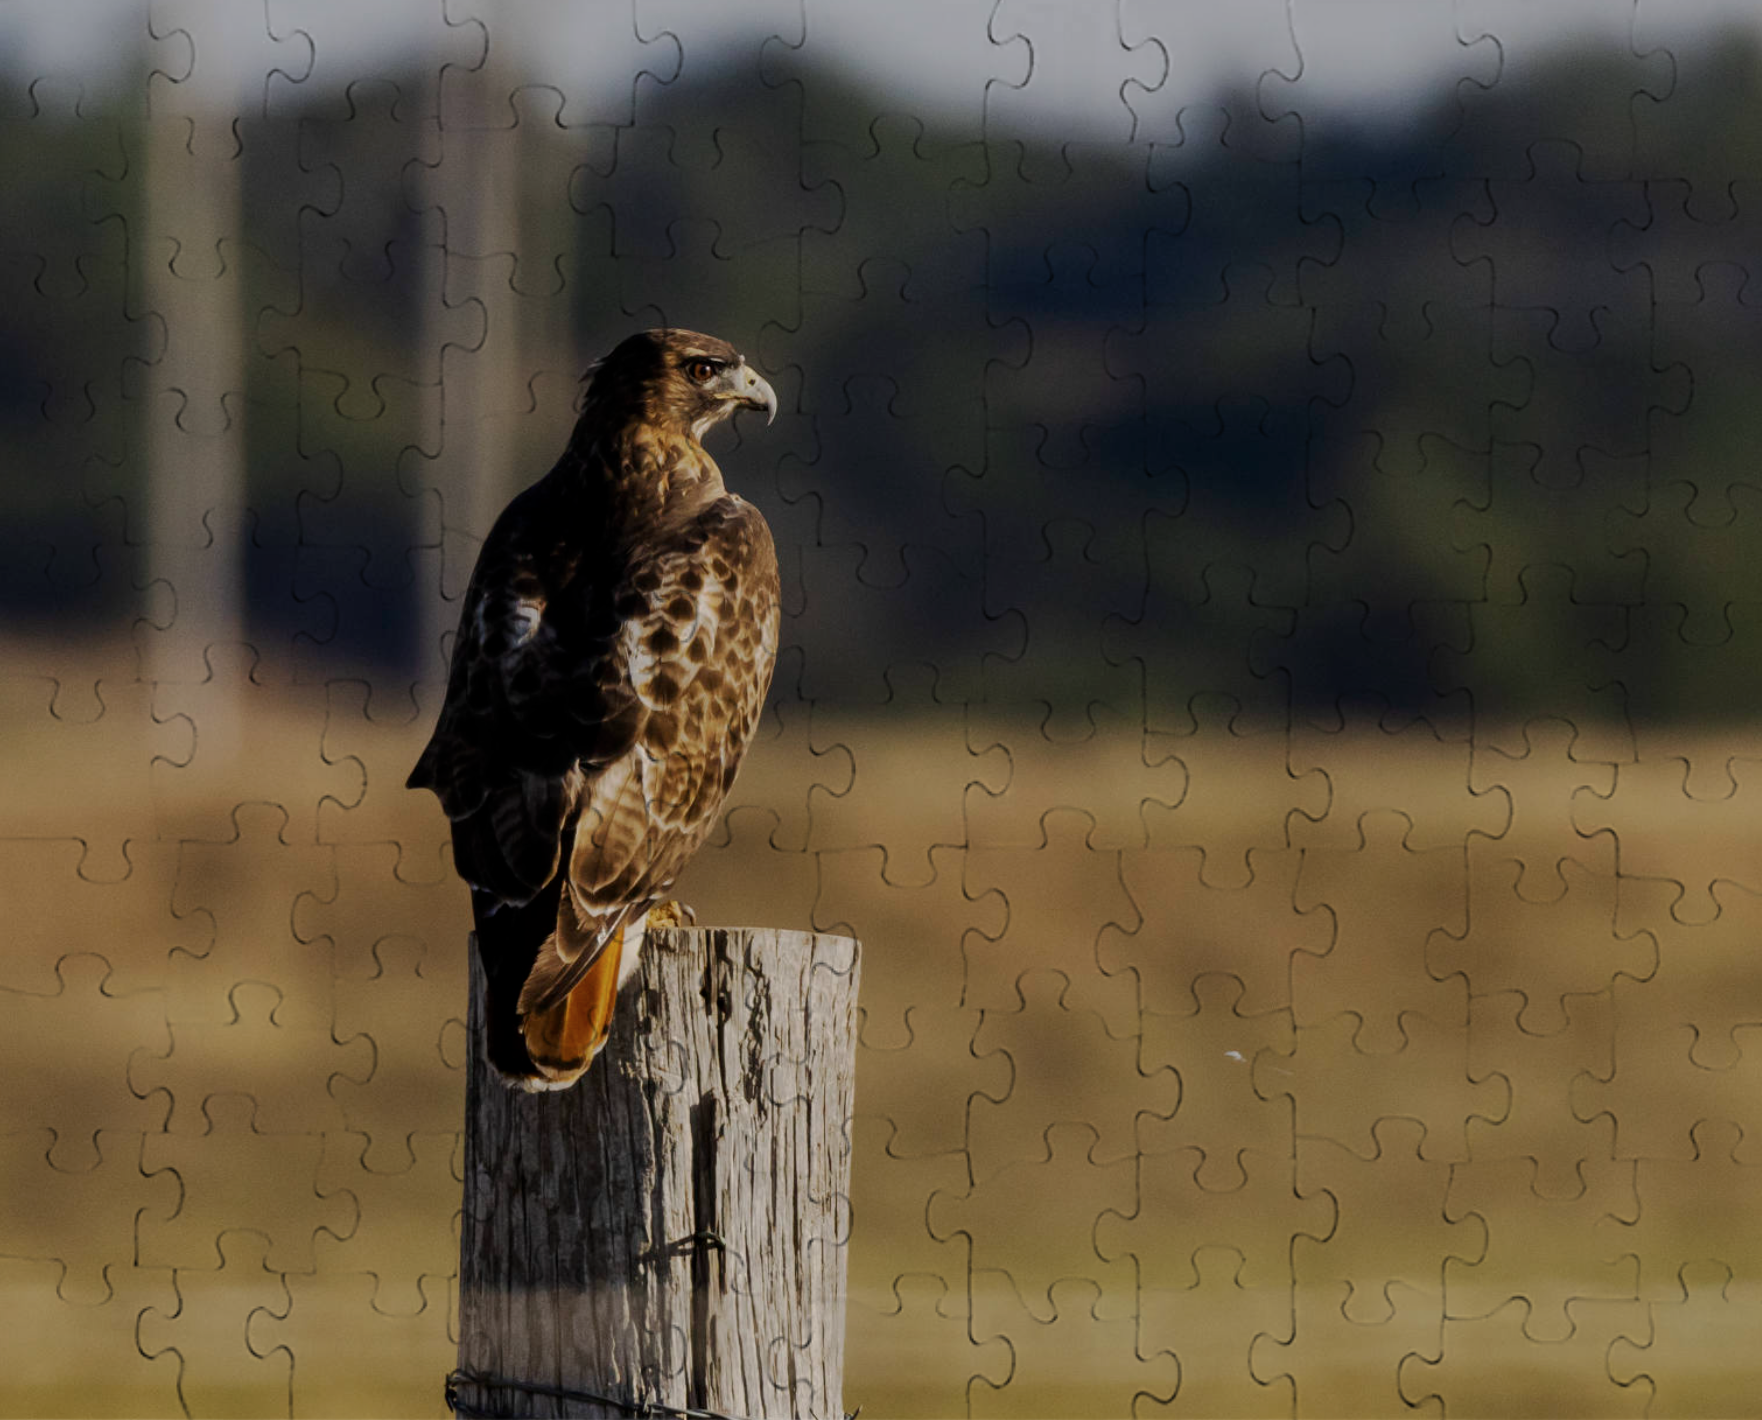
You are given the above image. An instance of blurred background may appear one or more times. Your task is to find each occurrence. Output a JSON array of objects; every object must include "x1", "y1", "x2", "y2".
[{"x1": 7, "y1": 0, "x2": 1762, "y2": 1414}]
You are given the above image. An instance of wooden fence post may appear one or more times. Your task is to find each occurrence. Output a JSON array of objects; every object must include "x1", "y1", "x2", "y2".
[{"x1": 453, "y1": 926, "x2": 861, "y2": 1420}]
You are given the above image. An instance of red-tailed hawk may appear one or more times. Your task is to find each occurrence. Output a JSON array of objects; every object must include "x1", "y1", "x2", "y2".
[{"x1": 408, "y1": 328, "x2": 780, "y2": 1090}]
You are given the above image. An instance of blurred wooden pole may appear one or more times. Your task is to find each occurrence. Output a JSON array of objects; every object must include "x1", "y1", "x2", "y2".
[
  {"x1": 454, "y1": 926, "x2": 860, "y2": 1420},
  {"x1": 142, "y1": 79, "x2": 246, "y2": 691}
]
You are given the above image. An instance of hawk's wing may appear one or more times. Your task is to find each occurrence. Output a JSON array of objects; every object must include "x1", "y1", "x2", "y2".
[
  {"x1": 409, "y1": 487, "x2": 779, "y2": 1012},
  {"x1": 407, "y1": 476, "x2": 634, "y2": 908}
]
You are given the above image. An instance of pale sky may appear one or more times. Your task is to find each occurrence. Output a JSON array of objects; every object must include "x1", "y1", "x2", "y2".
[{"x1": 5, "y1": 0, "x2": 1757, "y2": 135}]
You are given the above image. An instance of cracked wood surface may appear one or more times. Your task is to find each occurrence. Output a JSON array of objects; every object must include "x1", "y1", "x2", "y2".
[{"x1": 457, "y1": 927, "x2": 861, "y2": 1419}]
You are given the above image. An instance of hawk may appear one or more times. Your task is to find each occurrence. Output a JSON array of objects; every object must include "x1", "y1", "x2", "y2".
[{"x1": 408, "y1": 328, "x2": 781, "y2": 1090}]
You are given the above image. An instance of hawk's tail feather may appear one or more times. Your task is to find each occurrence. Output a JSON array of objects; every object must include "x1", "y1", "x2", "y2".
[
  {"x1": 473, "y1": 883, "x2": 638, "y2": 1089},
  {"x1": 516, "y1": 901, "x2": 638, "y2": 1017},
  {"x1": 521, "y1": 926, "x2": 627, "y2": 1087},
  {"x1": 470, "y1": 882, "x2": 562, "y2": 1086}
]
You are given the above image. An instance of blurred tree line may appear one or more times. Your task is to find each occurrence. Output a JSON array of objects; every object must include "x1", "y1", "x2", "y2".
[{"x1": 5, "y1": 24, "x2": 1762, "y2": 733}]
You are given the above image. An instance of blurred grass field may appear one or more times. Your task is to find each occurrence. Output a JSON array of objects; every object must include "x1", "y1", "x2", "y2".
[{"x1": 5, "y1": 655, "x2": 1762, "y2": 1417}]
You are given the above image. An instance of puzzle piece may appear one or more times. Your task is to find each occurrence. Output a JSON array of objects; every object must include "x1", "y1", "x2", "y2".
[
  {"x1": 970, "y1": 967, "x2": 1178, "y2": 1170},
  {"x1": 136, "y1": 1229, "x2": 293, "y2": 1419},
  {"x1": 1437, "y1": 854, "x2": 1651, "y2": 1032},
  {"x1": 167, "y1": 802, "x2": 337, "y2": 1031},
  {"x1": 1252, "y1": 1270, "x2": 1441, "y2": 1418},
  {"x1": 782, "y1": 373, "x2": 983, "y2": 592},
  {"x1": 965, "y1": 700, "x2": 1185, "y2": 850},
  {"x1": 976, "y1": 290, "x2": 1146, "y2": 516},
  {"x1": 673, "y1": 805, "x2": 820, "y2": 944},
  {"x1": 961, "y1": 808, "x2": 1139, "y2": 1030},
  {"x1": 983, "y1": 3, "x2": 1160, "y2": 172},
  {"x1": 139, "y1": 1096, "x2": 351, "y2": 1274},
  {"x1": 0, "y1": 953, "x2": 169, "y2": 1169},
  {"x1": 1140, "y1": 110, "x2": 1318, "y2": 311},
  {"x1": 1139, "y1": 1246, "x2": 1290, "y2": 1418},
  {"x1": 1304, "y1": 404, "x2": 1488, "y2": 617},
  {"x1": 1608, "y1": 1260, "x2": 1762, "y2": 1418},
  {"x1": 245, "y1": 1269, "x2": 454, "y2": 1419},
  {"x1": 150, "y1": 644, "x2": 349, "y2": 843},
  {"x1": 1598, "y1": 603, "x2": 1762, "y2": 772},
  {"x1": 1466, "y1": 990, "x2": 1618, "y2": 1199},
  {"x1": 809, "y1": 663, "x2": 1007, "y2": 879},
  {"x1": 130, "y1": 978, "x2": 356, "y2": 1139},
  {"x1": 1436, "y1": 567, "x2": 1632, "y2": 762},
  {"x1": 930, "y1": 1122, "x2": 1135, "y2": 1320},
  {"x1": 1456, "y1": 140, "x2": 1651, "y2": 339},
  {"x1": 1107, "y1": 845, "x2": 1321, "y2": 1018},
  {"x1": 1143, "y1": 695, "x2": 1329, "y2": 890},
  {"x1": 1646, "y1": 263, "x2": 1762, "y2": 515},
  {"x1": 854, "y1": 1005, "x2": 1005, "y2": 1161},
  {"x1": 0, "y1": 1256, "x2": 177, "y2": 1418},
  {"x1": 292, "y1": 837, "x2": 466, "y2": 978},
  {"x1": 1261, "y1": 1010, "x2": 1503, "y2": 1164},
  {"x1": 1574, "y1": 1011, "x2": 1762, "y2": 1164},
  {"x1": 1265, "y1": 5, "x2": 1499, "y2": 199},
  {"x1": 1137, "y1": 972, "x2": 1292, "y2": 1191},
  {"x1": 846, "y1": 1119, "x2": 968, "y2": 1303},
  {"x1": 639, "y1": 47, "x2": 839, "y2": 249},
  {"x1": 1443, "y1": 1154, "x2": 1640, "y2": 1340},
  {"x1": 1473, "y1": 718, "x2": 1619, "y2": 894},
  {"x1": 327, "y1": 937, "x2": 467, "y2": 1168},
  {"x1": 844, "y1": 1273, "x2": 1010, "y2": 1420},
  {"x1": 1574, "y1": 753, "x2": 1762, "y2": 922},
  {"x1": 1608, "y1": 479, "x2": 1762, "y2": 648},
  {"x1": 0, "y1": 1130, "x2": 179, "y2": 1306},
  {"x1": 1301, "y1": 176, "x2": 1493, "y2": 316},
  {"x1": 0, "y1": 679, "x2": 192, "y2": 878},
  {"x1": 981, "y1": 520, "x2": 1144, "y2": 731},
  {"x1": 1295, "y1": 1117, "x2": 1482, "y2": 1323},
  {"x1": 1097, "y1": 1147, "x2": 1333, "y2": 1301},
  {"x1": 1291, "y1": 809, "x2": 1469, "y2": 1052},
  {"x1": 315, "y1": 679, "x2": 450, "y2": 859},
  {"x1": 968, "y1": 1277, "x2": 1178, "y2": 1419},
  {"x1": 1457, "y1": 443, "x2": 1645, "y2": 608},
  {"x1": 1124, "y1": 391, "x2": 1346, "y2": 615},
  {"x1": 1104, "y1": 553, "x2": 1294, "y2": 739},
  {"x1": 1631, "y1": 3, "x2": 1762, "y2": 213},
  {"x1": 1599, "y1": 1119, "x2": 1762, "y2": 1302},
  {"x1": 1269, "y1": 599, "x2": 1472, "y2": 731},
  {"x1": 1399, "y1": 1297, "x2": 1648, "y2": 1418},
  {"x1": 312, "y1": 1131, "x2": 460, "y2": 1315},
  {"x1": 761, "y1": 1, "x2": 1022, "y2": 156},
  {"x1": 798, "y1": 113, "x2": 986, "y2": 316},
  {"x1": 0, "y1": 837, "x2": 192, "y2": 996},
  {"x1": 1454, "y1": 3, "x2": 1672, "y2": 181},
  {"x1": 1287, "y1": 698, "x2": 1505, "y2": 853},
  {"x1": 1613, "y1": 876, "x2": 1762, "y2": 1069},
  {"x1": 815, "y1": 844, "x2": 999, "y2": 1046}
]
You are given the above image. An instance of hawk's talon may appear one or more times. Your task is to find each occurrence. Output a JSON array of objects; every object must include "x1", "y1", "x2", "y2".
[{"x1": 646, "y1": 899, "x2": 697, "y2": 930}]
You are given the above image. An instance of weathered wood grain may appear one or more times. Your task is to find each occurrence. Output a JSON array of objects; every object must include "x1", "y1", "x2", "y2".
[{"x1": 456, "y1": 927, "x2": 860, "y2": 1419}]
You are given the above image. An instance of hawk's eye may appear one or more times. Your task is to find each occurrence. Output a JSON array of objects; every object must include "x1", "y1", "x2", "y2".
[{"x1": 685, "y1": 359, "x2": 717, "y2": 385}]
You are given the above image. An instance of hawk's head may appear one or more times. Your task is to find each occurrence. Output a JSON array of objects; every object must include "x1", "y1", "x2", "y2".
[{"x1": 585, "y1": 328, "x2": 777, "y2": 442}]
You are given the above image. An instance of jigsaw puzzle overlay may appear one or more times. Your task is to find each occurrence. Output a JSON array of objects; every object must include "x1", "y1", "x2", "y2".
[{"x1": 7, "y1": 1, "x2": 1762, "y2": 1414}]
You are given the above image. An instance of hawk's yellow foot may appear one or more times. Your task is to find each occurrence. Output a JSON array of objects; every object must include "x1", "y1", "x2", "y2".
[{"x1": 645, "y1": 899, "x2": 697, "y2": 930}]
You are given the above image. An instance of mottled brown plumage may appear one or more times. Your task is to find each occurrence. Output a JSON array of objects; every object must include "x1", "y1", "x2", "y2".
[{"x1": 408, "y1": 329, "x2": 780, "y2": 1089}]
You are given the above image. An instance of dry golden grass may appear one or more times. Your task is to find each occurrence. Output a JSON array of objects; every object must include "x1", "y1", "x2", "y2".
[{"x1": 3, "y1": 660, "x2": 1762, "y2": 1416}]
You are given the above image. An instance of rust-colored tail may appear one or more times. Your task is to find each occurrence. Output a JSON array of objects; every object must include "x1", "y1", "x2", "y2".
[{"x1": 518, "y1": 925, "x2": 626, "y2": 1090}]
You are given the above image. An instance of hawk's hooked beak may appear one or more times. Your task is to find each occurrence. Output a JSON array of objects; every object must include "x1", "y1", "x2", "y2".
[{"x1": 727, "y1": 364, "x2": 778, "y2": 426}]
